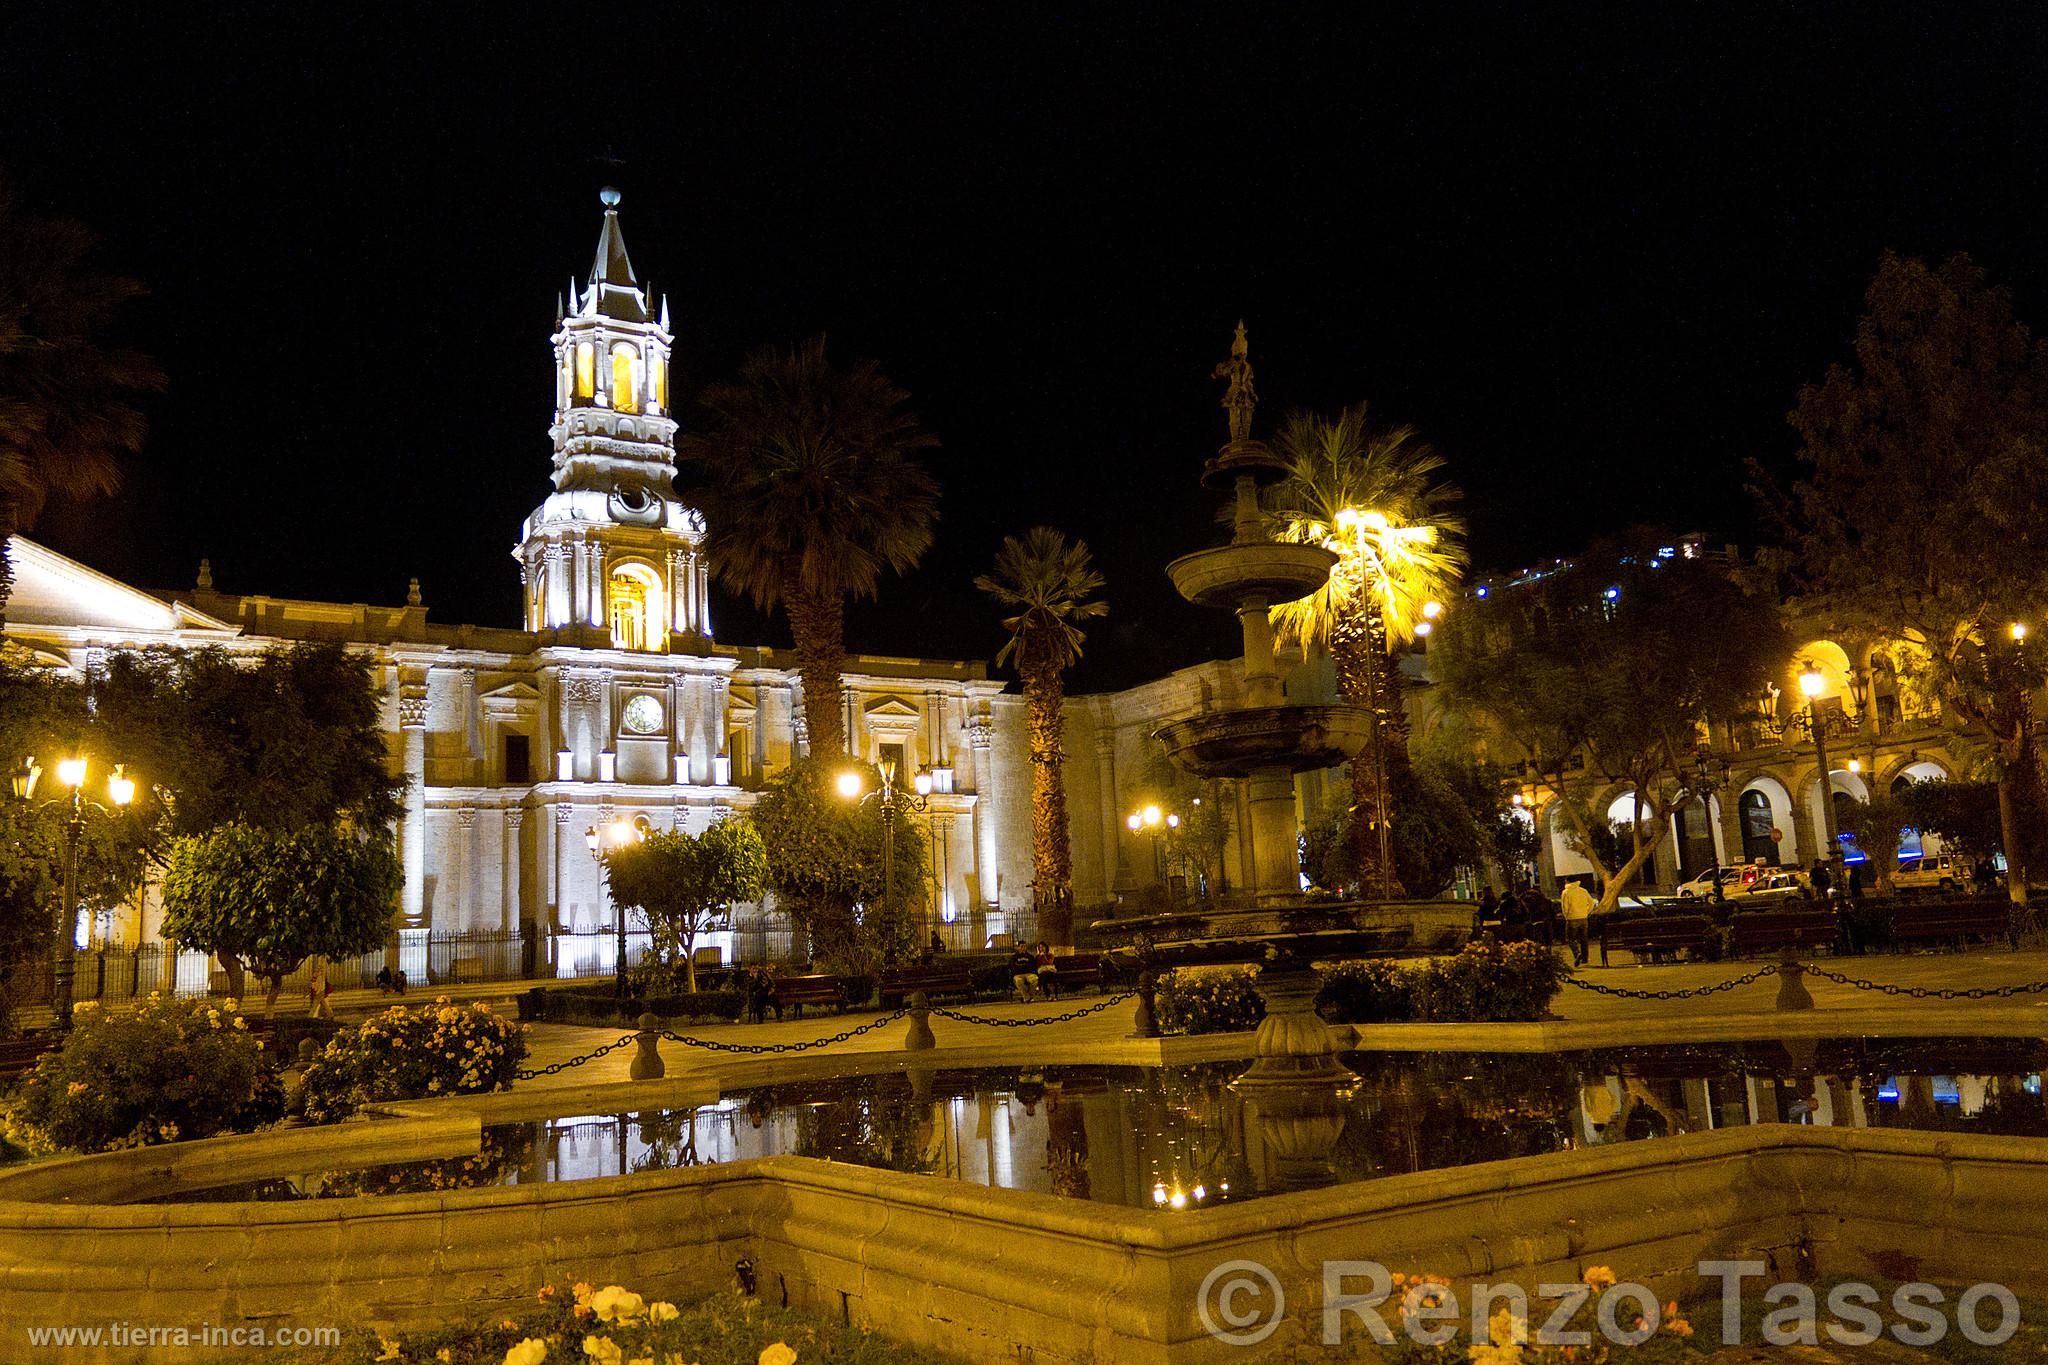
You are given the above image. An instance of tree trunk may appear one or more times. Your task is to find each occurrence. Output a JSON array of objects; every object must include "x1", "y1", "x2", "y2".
[
  {"x1": 782, "y1": 566, "x2": 847, "y2": 758},
  {"x1": 682, "y1": 933, "x2": 699, "y2": 995},
  {"x1": 1021, "y1": 652, "x2": 1075, "y2": 943},
  {"x1": 1998, "y1": 770, "x2": 2030, "y2": 907},
  {"x1": 220, "y1": 952, "x2": 247, "y2": 1004},
  {"x1": 1332, "y1": 621, "x2": 1402, "y2": 897}
]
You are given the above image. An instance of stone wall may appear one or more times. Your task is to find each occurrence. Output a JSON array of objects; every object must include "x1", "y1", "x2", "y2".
[{"x1": 9, "y1": 1119, "x2": 2048, "y2": 1362}]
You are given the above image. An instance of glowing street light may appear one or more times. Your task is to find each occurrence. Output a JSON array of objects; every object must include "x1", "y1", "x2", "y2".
[
  {"x1": 2013, "y1": 622, "x2": 2029, "y2": 643},
  {"x1": 838, "y1": 760, "x2": 931, "y2": 938},
  {"x1": 12, "y1": 754, "x2": 138, "y2": 1027},
  {"x1": 589, "y1": 817, "x2": 648, "y2": 1000},
  {"x1": 835, "y1": 769, "x2": 865, "y2": 800}
]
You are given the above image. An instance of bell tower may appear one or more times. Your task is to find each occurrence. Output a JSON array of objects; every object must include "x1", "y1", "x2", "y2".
[{"x1": 516, "y1": 188, "x2": 714, "y2": 650}]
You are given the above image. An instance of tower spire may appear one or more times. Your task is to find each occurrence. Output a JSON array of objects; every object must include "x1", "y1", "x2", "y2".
[{"x1": 580, "y1": 187, "x2": 649, "y2": 322}]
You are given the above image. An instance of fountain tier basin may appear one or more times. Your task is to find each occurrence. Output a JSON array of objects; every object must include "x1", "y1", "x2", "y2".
[
  {"x1": 1166, "y1": 542, "x2": 1336, "y2": 609},
  {"x1": 1156, "y1": 702, "x2": 1373, "y2": 778}
]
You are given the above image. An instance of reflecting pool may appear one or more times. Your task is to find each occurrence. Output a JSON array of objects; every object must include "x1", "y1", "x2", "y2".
[{"x1": 150, "y1": 1036, "x2": 2048, "y2": 1206}]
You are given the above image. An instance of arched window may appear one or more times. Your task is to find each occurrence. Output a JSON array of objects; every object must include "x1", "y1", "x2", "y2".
[
  {"x1": 606, "y1": 562, "x2": 664, "y2": 652},
  {"x1": 575, "y1": 341, "x2": 596, "y2": 399},
  {"x1": 649, "y1": 350, "x2": 667, "y2": 410},
  {"x1": 1739, "y1": 790, "x2": 1776, "y2": 864},
  {"x1": 611, "y1": 343, "x2": 640, "y2": 414}
]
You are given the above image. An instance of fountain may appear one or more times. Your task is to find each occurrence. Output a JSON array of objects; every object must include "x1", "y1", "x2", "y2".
[{"x1": 1097, "y1": 326, "x2": 1385, "y2": 1137}]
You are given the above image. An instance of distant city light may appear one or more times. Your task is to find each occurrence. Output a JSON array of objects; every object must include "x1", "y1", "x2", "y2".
[{"x1": 1603, "y1": 586, "x2": 1620, "y2": 601}]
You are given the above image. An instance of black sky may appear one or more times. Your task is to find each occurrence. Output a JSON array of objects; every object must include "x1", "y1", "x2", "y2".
[{"x1": 3, "y1": 4, "x2": 2045, "y2": 691}]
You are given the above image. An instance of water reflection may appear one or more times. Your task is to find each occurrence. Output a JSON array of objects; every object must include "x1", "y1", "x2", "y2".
[{"x1": 150, "y1": 1037, "x2": 2048, "y2": 1206}]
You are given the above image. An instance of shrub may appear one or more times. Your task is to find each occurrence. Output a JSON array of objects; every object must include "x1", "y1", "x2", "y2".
[
  {"x1": 1153, "y1": 966, "x2": 1265, "y2": 1035},
  {"x1": 1316, "y1": 959, "x2": 1414, "y2": 1023},
  {"x1": 3, "y1": 993, "x2": 281, "y2": 1154},
  {"x1": 294, "y1": 998, "x2": 526, "y2": 1123},
  {"x1": 1408, "y1": 938, "x2": 1567, "y2": 1022}
]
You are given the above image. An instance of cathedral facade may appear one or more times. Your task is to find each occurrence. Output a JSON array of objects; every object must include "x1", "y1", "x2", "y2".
[{"x1": 3, "y1": 197, "x2": 1057, "y2": 975}]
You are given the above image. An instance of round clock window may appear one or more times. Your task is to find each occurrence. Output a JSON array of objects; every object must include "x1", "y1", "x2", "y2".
[{"x1": 621, "y1": 694, "x2": 665, "y2": 735}]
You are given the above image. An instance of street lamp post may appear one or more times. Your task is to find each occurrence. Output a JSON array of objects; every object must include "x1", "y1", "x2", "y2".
[
  {"x1": 1125, "y1": 804, "x2": 1181, "y2": 898},
  {"x1": 1799, "y1": 669, "x2": 1848, "y2": 894},
  {"x1": 587, "y1": 816, "x2": 643, "y2": 1001},
  {"x1": 12, "y1": 756, "x2": 136, "y2": 1029},
  {"x1": 1691, "y1": 751, "x2": 1731, "y2": 903},
  {"x1": 838, "y1": 761, "x2": 932, "y2": 941}
]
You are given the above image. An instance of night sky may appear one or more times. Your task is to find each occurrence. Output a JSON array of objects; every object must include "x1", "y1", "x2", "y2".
[{"x1": 4, "y1": 5, "x2": 2044, "y2": 691}]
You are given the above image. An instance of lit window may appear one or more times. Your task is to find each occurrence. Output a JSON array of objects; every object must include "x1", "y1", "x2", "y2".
[
  {"x1": 611, "y1": 343, "x2": 639, "y2": 413},
  {"x1": 575, "y1": 341, "x2": 596, "y2": 398},
  {"x1": 606, "y1": 563, "x2": 665, "y2": 652},
  {"x1": 649, "y1": 350, "x2": 667, "y2": 410}
]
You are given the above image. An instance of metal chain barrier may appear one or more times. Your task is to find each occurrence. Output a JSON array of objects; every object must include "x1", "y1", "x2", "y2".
[
  {"x1": 658, "y1": 1008, "x2": 912, "y2": 1055},
  {"x1": 930, "y1": 991, "x2": 1136, "y2": 1027},
  {"x1": 1562, "y1": 967, "x2": 1779, "y2": 1000},
  {"x1": 514, "y1": 1033, "x2": 638, "y2": 1080},
  {"x1": 1801, "y1": 965, "x2": 2048, "y2": 1001}
]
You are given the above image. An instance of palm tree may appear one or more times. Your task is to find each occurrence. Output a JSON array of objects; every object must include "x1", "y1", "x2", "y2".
[
  {"x1": 975, "y1": 527, "x2": 1107, "y2": 937},
  {"x1": 1265, "y1": 405, "x2": 1466, "y2": 896},
  {"x1": 679, "y1": 335, "x2": 939, "y2": 757},
  {"x1": 0, "y1": 179, "x2": 162, "y2": 620}
]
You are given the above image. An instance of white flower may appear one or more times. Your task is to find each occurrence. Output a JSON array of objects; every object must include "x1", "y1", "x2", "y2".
[{"x1": 503, "y1": 1340, "x2": 548, "y2": 1365}]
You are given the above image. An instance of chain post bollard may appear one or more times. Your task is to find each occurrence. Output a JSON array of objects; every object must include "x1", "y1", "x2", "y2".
[
  {"x1": 1131, "y1": 970, "x2": 1159, "y2": 1039},
  {"x1": 905, "y1": 990, "x2": 936, "y2": 1051},
  {"x1": 1774, "y1": 951, "x2": 1815, "y2": 1011},
  {"x1": 629, "y1": 1011, "x2": 665, "y2": 1079}
]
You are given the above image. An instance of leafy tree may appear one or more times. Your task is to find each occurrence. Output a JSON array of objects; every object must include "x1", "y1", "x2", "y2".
[
  {"x1": 0, "y1": 179, "x2": 163, "y2": 622},
  {"x1": 679, "y1": 335, "x2": 940, "y2": 757},
  {"x1": 159, "y1": 824, "x2": 399, "y2": 1013},
  {"x1": 1772, "y1": 252, "x2": 2048, "y2": 904},
  {"x1": 1433, "y1": 533, "x2": 1788, "y2": 912},
  {"x1": 94, "y1": 643, "x2": 402, "y2": 836},
  {"x1": 1263, "y1": 405, "x2": 1466, "y2": 894},
  {"x1": 1897, "y1": 778, "x2": 2006, "y2": 869},
  {"x1": 1131, "y1": 749, "x2": 1233, "y2": 902},
  {"x1": 976, "y1": 527, "x2": 1106, "y2": 938},
  {"x1": 1838, "y1": 791, "x2": 1915, "y2": 894},
  {"x1": 1297, "y1": 758, "x2": 1482, "y2": 898},
  {"x1": 749, "y1": 756, "x2": 927, "y2": 974},
  {"x1": 603, "y1": 818, "x2": 767, "y2": 993}
]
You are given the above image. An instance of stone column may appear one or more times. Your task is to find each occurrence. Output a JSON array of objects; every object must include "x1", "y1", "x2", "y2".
[
  {"x1": 670, "y1": 548, "x2": 690, "y2": 635},
  {"x1": 547, "y1": 542, "x2": 570, "y2": 630},
  {"x1": 968, "y1": 711, "x2": 999, "y2": 908},
  {"x1": 455, "y1": 807, "x2": 476, "y2": 931},
  {"x1": 1094, "y1": 724, "x2": 1123, "y2": 900},
  {"x1": 399, "y1": 681, "x2": 429, "y2": 928},
  {"x1": 696, "y1": 558, "x2": 713, "y2": 637},
  {"x1": 502, "y1": 806, "x2": 525, "y2": 933},
  {"x1": 1245, "y1": 767, "x2": 1300, "y2": 901}
]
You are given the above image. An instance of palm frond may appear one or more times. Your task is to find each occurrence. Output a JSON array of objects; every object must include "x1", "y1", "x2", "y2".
[
  {"x1": 1262, "y1": 405, "x2": 1467, "y2": 649},
  {"x1": 975, "y1": 526, "x2": 1108, "y2": 672}
]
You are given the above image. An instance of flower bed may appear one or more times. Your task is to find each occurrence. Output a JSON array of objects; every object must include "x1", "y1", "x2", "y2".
[
  {"x1": 2, "y1": 993, "x2": 280, "y2": 1154},
  {"x1": 294, "y1": 998, "x2": 526, "y2": 1123},
  {"x1": 1154, "y1": 941, "x2": 1569, "y2": 1035},
  {"x1": 260, "y1": 1281, "x2": 950, "y2": 1364}
]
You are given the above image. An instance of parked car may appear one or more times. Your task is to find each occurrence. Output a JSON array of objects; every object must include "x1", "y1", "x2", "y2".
[
  {"x1": 1675, "y1": 867, "x2": 1744, "y2": 899},
  {"x1": 1892, "y1": 854, "x2": 1961, "y2": 892},
  {"x1": 1727, "y1": 870, "x2": 1810, "y2": 903}
]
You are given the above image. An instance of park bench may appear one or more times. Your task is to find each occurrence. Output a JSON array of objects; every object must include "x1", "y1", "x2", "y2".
[
  {"x1": 1728, "y1": 908, "x2": 1840, "y2": 958},
  {"x1": 877, "y1": 964, "x2": 976, "y2": 1007},
  {"x1": 1602, "y1": 914, "x2": 1713, "y2": 965},
  {"x1": 769, "y1": 974, "x2": 848, "y2": 1020},
  {"x1": 0, "y1": 1033, "x2": 60, "y2": 1083},
  {"x1": 1040, "y1": 952, "x2": 1106, "y2": 997},
  {"x1": 1890, "y1": 900, "x2": 2015, "y2": 951}
]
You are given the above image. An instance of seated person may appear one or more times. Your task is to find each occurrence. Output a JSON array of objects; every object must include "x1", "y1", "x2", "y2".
[
  {"x1": 1009, "y1": 945, "x2": 1040, "y2": 1002},
  {"x1": 1033, "y1": 941, "x2": 1059, "y2": 996}
]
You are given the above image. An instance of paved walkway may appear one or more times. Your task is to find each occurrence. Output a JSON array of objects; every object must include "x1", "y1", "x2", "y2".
[{"x1": 1552, "y1": 947, "x2": 2048, "y2": 1021}]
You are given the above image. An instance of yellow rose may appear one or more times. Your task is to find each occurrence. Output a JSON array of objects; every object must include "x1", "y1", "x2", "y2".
[
  {"x1": 504, "y1": 1340, "x2": 549, "y2": 1365},
  {"x1": 646, "y1": 1302, "x2": 679, "y2": 1323},
  {"x1": 588, "y1": 1286, "x2": 645, "y2": 1324},
  {"x1": 373, "y1": 1337, "x2": 403, "y2": 1363},
  {"x1": 758, "y1": 1344, "x2": 798, "y2": 1365},
  {"x1": 583, "y1": 1336, "x2": 623, "y2": 1365}
]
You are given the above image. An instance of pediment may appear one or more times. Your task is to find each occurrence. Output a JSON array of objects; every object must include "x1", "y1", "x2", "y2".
[
  {"x1": 480, "y1": 681, "x2": 543, "y2": 705},
  {"x1": 5, "y1": 537, "x2": 238, "y2": 637},
  {"x1": 863, "y1": 695, "x2": 922, "y2": 719}
]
